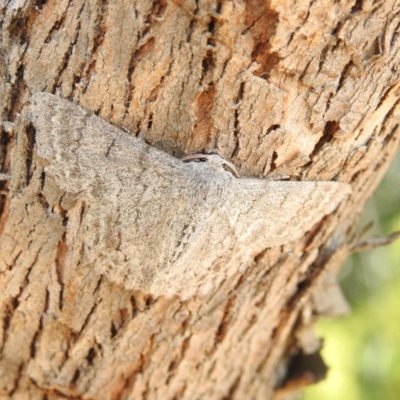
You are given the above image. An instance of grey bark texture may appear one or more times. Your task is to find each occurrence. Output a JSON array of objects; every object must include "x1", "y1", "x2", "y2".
[{"x1": 0, "y1": 1, "x2": 399, "y2": 399}]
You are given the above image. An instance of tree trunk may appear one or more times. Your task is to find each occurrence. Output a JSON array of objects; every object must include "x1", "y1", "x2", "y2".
[{"x1": 0, "y1": 1, "x2": 399, "y2": 399}]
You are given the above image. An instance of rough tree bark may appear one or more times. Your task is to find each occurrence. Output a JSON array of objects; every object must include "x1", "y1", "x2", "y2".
[{"x1": 0, "y1": 1, "x2": 399, "y2": 399}]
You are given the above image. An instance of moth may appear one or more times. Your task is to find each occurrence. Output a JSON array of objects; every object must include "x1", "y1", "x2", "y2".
[{"x1": 30, "y1": 93, "x2": 351, "y2": 299}]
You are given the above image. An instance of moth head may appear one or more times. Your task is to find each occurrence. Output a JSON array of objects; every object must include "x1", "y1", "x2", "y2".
[{"x1": 181, "y1": 153, "x2": 240, "y2": 178}]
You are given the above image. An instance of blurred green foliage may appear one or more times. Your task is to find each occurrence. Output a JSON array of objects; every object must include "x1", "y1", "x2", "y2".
[{"x1": 303, "y1": 152, "x2": 400, "y2": 400}]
